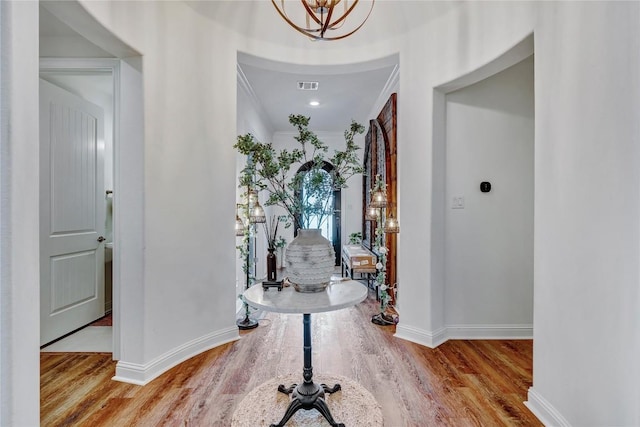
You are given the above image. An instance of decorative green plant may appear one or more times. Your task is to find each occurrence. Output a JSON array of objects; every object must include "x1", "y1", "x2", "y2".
[
  {"x1": 234, "y1": 114, "x2": 365, "y2": 230},
  {"x1": 370, "y1": 175, "x2": 395, "y2": 325},
  {"x1": 274, "y1": 235, "x2": 287, "y2": 249},
  {"x1": 348, "y1": 231, "x2": 363, "y2": 245}
]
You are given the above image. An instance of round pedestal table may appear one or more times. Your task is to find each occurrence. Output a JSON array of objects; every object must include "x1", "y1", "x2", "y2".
[{"x1": 243, "y1": 280, "x2": 367, "y2": 427}]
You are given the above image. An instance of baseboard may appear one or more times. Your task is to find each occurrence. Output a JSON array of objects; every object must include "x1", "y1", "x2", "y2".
[
  {"x1": 394, "y1": 323, "x2": 532, "y2": 349},
  {"x1": 524, "y1": 387, "x2": 571, "y2": 427},
  {"x1": 112, "y1": 327, "x2": 240, "y2": 385},
  {"x1": 394, "y1": 323, "x2": 447, "y2": 348},
  {"x1": 446, "y1": 324, "x2": 533, "y2": 340}
]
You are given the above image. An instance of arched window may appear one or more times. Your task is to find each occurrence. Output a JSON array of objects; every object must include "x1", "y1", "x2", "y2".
[{"x1": 295, "y1": 161, "x2": 342, "y2": 266}]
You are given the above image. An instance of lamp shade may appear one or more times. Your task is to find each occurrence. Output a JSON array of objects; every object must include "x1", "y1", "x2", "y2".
[
  {"x1": 247, "y1": 189, "x2": 259, "y2": 206},
  {"x1": 250, "y1": 201, "x2": 267, "y2": 223},
  {"x1": 365, "y1": 205, "x2": 379, "y2": 221},
  {"x1": 369, "y1": 189, "x2": 387, "y2": 208},
  {"x1": 384, "y1": 213, "x2": 400, "y2": 234},
  {"x1": 235, "y1": 216, "x2": 246, "y2": 236}
]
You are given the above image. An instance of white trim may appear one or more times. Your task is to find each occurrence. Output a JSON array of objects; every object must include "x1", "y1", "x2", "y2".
[
  {"x1": 40, "y1": 1, "x2": 139, "y2": 59},
  {"x1": 395, "y1": 323, "x2": 532, "y2": 348},
  {"x1": 435, "y1": 34, "x2": 534, "y2": 93},
  {"x1": 525, "y1": 387, "x2": 572, "y2": 427},
  {"x1": 369, "y1": 63, "x2": 399, "y2": 120},
  {"x1": 446, "y1": 324, "x2": 533, "y2": 340},
  {"x1": 112, "y1": 328, "x2": 240, "y2": 385},
  {"x1": 394, "y1": 323, "x2": 447, "y2": 348},
  {"x1": 237, "y1": 63, "x2": 274, "y2": 136}
]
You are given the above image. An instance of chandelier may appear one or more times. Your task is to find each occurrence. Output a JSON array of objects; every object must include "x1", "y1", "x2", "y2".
[{"x1": 271, "y1": 0, "x2": 375, "y2": 41}]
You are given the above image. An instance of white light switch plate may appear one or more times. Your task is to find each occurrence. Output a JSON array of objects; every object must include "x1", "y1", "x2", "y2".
[{"x1": 452, "y1": 196, "x2": 465, "y2": 209}]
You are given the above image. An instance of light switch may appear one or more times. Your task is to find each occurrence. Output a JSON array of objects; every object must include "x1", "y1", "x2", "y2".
[{"x1": 452, "y1": 196, "x2": 465, "y2": 209}]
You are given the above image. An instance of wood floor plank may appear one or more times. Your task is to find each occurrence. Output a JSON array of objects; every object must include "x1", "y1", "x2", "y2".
[{"x1": 41, "y1": 295, "x2": 542, "y2": 426}]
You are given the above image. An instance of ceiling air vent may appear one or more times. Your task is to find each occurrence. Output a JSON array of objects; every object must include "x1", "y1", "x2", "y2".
[{"x1": 297, "y1": 81, "x2": 319, "y2": 91}]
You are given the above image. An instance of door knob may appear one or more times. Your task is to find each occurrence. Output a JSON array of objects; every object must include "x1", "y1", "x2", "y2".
[{"x1": 97, "y1": 236, "x2": 106, "y2": 242}]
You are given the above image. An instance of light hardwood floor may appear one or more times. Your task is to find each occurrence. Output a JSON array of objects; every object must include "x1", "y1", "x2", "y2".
[{"x1": 41, "y1": 293, "x2": 542, "y2": 426}]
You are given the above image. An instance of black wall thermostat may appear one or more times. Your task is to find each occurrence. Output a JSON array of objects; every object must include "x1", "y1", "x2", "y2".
[{"x1": 480, "y1": 182, "x2": 491, "y2": 193}]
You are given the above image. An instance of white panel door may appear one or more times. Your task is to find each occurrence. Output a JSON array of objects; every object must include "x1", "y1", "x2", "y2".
[{"x1": 40, "y1": 79, "x2": 105, "y2": 346}]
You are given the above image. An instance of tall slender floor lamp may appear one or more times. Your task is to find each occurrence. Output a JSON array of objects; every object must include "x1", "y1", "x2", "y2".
[
  {"x1": 236, "y1": 188, "x2": 266, "y2": 330},
  {"x1": 366, "y1": 175, "x2": 400, "y2": 326}
]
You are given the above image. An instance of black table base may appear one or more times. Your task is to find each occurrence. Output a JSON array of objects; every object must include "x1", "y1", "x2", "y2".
[
  {"x1": 269, "y1": 313, "x2": 345, "y2": 427},
  {"x1": 262, "y1": 280, "x2": 284, "y2": 291}
]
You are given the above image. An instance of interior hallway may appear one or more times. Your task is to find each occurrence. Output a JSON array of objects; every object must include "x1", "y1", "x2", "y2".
[{"x1": 41, "y1": 292, "x2": 541, "y2": 426}]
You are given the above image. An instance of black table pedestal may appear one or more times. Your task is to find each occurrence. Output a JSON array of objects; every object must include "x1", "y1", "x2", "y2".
[{"x1": 270, "y1": 313, "x2": 344, "y2": 427}]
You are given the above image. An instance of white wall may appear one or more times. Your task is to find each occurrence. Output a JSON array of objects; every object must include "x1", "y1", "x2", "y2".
[
  {"x1": 78, "y1": 0, "x2": 240, "y2": 382},
  {"x1": 394, "y1": 0, "x2": 537, "y2": 346},
  {"x1": 4, "y1": 1, "x2": 639, "y2": 424},
  {"x1": 527, "y1": 2, "x2": 640, "y2": 425},
  {"x1": 444, "y1": 56, "x2": 534, "y2": 335},
  {"x1": 0, "y1": 1, "x2": 40, "y2": 425}
]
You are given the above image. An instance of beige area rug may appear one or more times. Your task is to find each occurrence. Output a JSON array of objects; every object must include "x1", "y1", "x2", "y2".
[{"x1": 232, "y1": 374, "x2": 383, "y2": 427}]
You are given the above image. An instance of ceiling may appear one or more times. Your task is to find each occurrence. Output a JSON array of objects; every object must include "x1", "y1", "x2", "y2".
[
  {"x1": 238, "y1": 53, "x2": 398, "y2": 133},
  {"x1": 39, "y1": 6, "x2": 79, "y2": 37},
  {"x1": 189, "y1": 0, "x2": 459, "y2": 134},
  {"x1": 39, "y1": 2, "x2": 401, "y2": 134}
]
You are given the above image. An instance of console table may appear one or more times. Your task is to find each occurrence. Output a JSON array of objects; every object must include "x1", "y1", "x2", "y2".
[
  {"x1": 341, "y1": 245, "x2": 378, "y2": 294},
  {"x1": 243, "y1": 280, "x2": 367, "y2": 427}
]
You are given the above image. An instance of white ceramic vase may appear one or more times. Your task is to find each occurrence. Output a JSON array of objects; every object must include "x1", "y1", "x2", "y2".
[{"x1": 285, "y1": 229, "x2": 335, "y2": 293}]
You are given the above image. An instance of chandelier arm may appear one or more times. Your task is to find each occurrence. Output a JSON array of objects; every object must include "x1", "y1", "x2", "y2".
[
  {"x1": 321, "y1": 5, "x2": 337, "y2": 38},
  {"x1": 317, "y1": 0, "x2": 374, "y2": 40},
  {"x1": 327, "y1": 0, "x2": 360, "y2": 29},
  {"x1": 301, "y1": 0, "x2": 323, "y2": 27},
  {"x1": 271, "y1": 0, "x2": 374, "y2": 41},
  {"x1": 275, "y1": 0, "x2": 320, "y2": 30},
  {"x1": 272, "y1": 0, "x2": 318, "y2": 37}
]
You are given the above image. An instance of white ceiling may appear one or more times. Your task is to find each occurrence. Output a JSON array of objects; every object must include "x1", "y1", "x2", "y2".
[
  {"x1": 39, "y1": 5, "x2": 114, "y2": 58},
  {"x1": 238, "y1": 53, "x2": 398, "y2": 133},
  {"x1": 190, "y1": 0, "x2": 459, "y2": 134},
  {"x1": 39, "y1": 6, "x2": 79, "y2": 37},
  {"x1": 186, "y1": 1, "x2": 458, "y2": 47},
  {"x1": 39, "y1": 1, "x2": 412, "y2": 134}
]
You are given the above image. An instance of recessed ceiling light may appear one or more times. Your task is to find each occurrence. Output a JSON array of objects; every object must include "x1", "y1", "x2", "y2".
[{"x1": 309, "y1": 101, "x2": 320, "y2": 107}]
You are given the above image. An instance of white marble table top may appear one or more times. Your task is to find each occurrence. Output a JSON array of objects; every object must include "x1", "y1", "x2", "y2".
[{"x1": 243, "y1": 279, "x2": 367, "y2": 314}]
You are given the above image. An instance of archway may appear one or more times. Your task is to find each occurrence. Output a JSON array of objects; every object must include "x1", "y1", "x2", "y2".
[{"x1": 294, "y1": 160, "x2": 342, "y2": 266}]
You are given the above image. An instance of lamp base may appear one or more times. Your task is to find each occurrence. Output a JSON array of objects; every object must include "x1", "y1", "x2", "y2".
[
  {"x1": 237, "y1": 317, "x2": 259, "y2": 330},
  {"x1": 262, "y1": 280, "x2": 284, "y2": 291},
  {"x1": 371, "y1": 313, "x2": 395, "y2": 326}
]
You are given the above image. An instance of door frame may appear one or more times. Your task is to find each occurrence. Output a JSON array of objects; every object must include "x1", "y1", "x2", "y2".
[{"x1": 40, "y1": 58, "x2": 122, "y2": 358}]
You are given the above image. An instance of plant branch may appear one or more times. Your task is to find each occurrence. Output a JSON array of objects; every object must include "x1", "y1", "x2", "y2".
[{"x1": 234, "y1": 115, "x2": 365, "y2": 233}]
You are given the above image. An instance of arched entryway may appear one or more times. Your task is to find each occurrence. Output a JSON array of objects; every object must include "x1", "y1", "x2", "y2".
[{"x1": 294, "y1": 161, "x2": 342, "y2": 266}]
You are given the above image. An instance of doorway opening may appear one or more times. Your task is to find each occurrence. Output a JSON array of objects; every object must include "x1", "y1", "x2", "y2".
[
  {"x1": 424, "y1": 34, "x2": 534, "y2": 347},
  {"x1": 294, "y1": 160, "x2": 342, "y2": 266},
  {"x1": 38, "y1": 68, "x2": 113, "y2": 352},
  {"x1": 39, "y1": 2, "x2": 144, "y2": 364}
]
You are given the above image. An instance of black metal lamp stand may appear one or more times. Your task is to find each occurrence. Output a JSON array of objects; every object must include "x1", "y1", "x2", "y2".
[
  {"x1": 367, "y1": 175, "x2": 399, "y2": 326},
  {"x1": 237, "y1": 242, "x2": 258, "y2": 330},
  {"x1": 237, "y1": 187, "x2": 259, "y2": 330}
]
